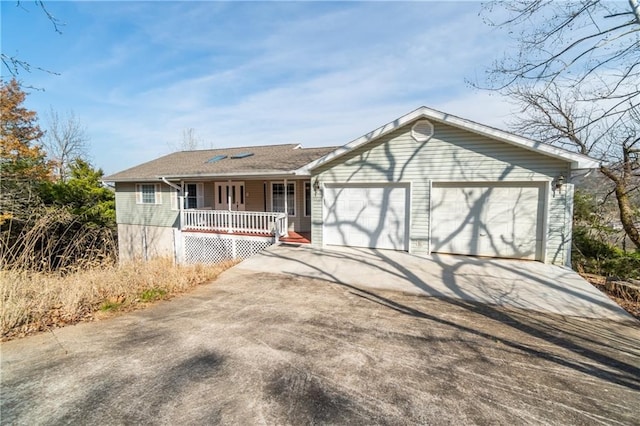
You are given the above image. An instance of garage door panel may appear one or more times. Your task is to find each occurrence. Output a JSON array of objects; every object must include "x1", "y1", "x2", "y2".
[
  {"x1": 431, "y1": 184, "x2": 543, "y2": 260},
  {"x1": 323, "y1": 186, "x2": 407, "y2": 250}
]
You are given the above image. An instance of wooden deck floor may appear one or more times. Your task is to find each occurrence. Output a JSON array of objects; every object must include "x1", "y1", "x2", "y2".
[
  {"x1": 279, "y1": 231, "x2": 311, "y2": 244},
  {"x1": 183, "y1": 228, "x2": 311, "y2": 244}
]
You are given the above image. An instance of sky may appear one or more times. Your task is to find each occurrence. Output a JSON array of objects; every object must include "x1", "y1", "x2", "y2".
[{"x1": 1, "y1": 1, "x2": 519, "y2": 175}]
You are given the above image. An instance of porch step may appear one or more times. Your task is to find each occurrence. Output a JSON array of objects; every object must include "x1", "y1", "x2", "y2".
[{"x1": 280, "y1": 231, "x2": 311, "y2": 244}]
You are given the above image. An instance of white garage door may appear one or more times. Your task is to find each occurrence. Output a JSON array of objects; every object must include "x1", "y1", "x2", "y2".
[
  {"x1": 431, "y1": 183, "x2": 544, "y2": 260},
  {"x1": 323, "y1": 185, "x2": 408, "y2": 250}
]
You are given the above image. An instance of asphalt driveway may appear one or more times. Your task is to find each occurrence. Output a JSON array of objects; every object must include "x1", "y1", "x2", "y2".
[
  {"x1": 239, "y1": 245, "x2": 633, "y2": 321},
  {"x1": 2, "y1": 264, "x2": 639, "y2": 424}
]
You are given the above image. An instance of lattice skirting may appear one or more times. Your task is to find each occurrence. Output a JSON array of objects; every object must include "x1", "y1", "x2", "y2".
[{"x1": 181, "y1": 232, "x2": 274, "y2": 264}]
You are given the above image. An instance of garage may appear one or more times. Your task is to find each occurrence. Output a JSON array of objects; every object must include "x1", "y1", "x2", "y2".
[
  {"x1": 323, "y1": 184, "x2": 408, "y2": 250},
  {"x1": 430, "y1": 183, "x2": 545, "y2": 260}
]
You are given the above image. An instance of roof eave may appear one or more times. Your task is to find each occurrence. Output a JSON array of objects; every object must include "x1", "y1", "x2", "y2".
[
  {"x1": 309, "y1": 106, "x2": 601, "y2": 171},
  {"x1": 105, "y1": 170, "x2": 309, "y2": 183}
]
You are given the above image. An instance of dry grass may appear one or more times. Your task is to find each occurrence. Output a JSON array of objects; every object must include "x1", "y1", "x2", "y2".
[
  {"x1": 1, "y1": 258, "x2": 235, "y2": 341},
  {"x1": 1, "y1": 207, "x2": 117, "y2": 273},
  {"x1": 581, "y1": 273, "x2": 640, "y2": 320}
]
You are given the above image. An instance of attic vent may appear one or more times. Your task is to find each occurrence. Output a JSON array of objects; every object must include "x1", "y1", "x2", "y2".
[
  {"x1": 230, "y1": 152, "x2": 254, "y2": 159},
  {"x1": 206, "y1": 155, "x2": 227, "y2": 163},
  {"x1": 411, "y1": 120, "x2": 434, "y2": 142}
]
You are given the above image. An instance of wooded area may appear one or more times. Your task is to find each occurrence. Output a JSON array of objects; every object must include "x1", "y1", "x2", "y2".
[{"x1": 1, "y1": 78, "x2": 116, "y2": 272}]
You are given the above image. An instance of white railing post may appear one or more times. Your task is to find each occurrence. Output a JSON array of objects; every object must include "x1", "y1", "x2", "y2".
[
  {"x1": 181, "y1": 209, "x2": 294, "y2": 237},
  {"x1": 284, "y1": 215, "x2": 288, "y2": 237},
  {"x1": 179, "y1": 196, "x2": 184, "y2": 230}
]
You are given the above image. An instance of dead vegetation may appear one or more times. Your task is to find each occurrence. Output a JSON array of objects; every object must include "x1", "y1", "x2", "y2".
[
  {"x1": 1, "y1": 205, "x2": 236, "y2": 340},
  {"x1": 1, "y1": 207, "x2": 117, "y2": 273},
  {"x1": 582, "y1": 273, "x2": 640, "y2": 320},
  {"x1": 1, "y1": 258, "x2": 234, "y2": 341}
]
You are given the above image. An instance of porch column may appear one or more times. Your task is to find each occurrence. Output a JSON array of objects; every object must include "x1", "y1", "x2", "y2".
[
  {"x1": 283, "y1": 178, "x2": 289, "y2": 237},
  {"x1": 179, "y1": 195, "x2": 184, "y2": 230},
  {"x1": 227, "y1": 180, "x2": 232, "y2": 233},
  {"x1": 179, "y1": 180, "x2": 184, "y2": 230}
]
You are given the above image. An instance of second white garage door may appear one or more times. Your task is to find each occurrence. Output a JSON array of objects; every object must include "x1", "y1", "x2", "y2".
[
  {"x1": 430, "y1": 183, "x2": 544, "y2": 260},
  {"x1": 323, "y1": 185, "x2": 408, "y2": 250}
]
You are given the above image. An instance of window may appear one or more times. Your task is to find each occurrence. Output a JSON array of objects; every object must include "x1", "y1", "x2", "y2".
[
  {"x1": 175, "y1": 182, "x2": 204, "y2": 209},
  {"x1": 184, "y1": 183, "x2": 198, "y2": 209},
  {"x1": 304, "y1": 181, "x2": 311, "y2": 217},
  {"x1": 272, "y1": 182, "x2": 295, "y2": 216},
  {"x1": 137, "y1": 184, "x2": 160, "y2": 204}
]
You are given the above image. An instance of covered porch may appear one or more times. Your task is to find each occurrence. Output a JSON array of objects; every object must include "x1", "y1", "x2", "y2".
[
  {"x1": 181, "y1": 209, "x2": 288, "y2": 238},
  {"x1": 174, "y1": 177, "x2": 313, "y2": 243}
]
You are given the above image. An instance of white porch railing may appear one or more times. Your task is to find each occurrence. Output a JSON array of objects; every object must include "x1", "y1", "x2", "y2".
[{"x1": 181, "y1": 209, "x2": 288, "y2": 237}]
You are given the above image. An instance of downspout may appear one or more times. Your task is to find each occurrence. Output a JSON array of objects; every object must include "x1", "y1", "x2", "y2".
[
  {"x1": 161, "y1": 177, "x2": 183, "y2": 230},
  {"x1": 160, "y1": 177, "x2": 181, "y2": 191}
]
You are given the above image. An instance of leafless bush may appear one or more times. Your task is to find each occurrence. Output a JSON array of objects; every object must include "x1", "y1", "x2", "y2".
[{"x1": 0, "y1": 206, "x2": 117, "y2": 273}]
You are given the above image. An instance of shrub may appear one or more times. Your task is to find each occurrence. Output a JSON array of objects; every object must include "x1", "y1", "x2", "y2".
[{"x1": 573, "y1": 226, "x2": 640, "y2": 279}]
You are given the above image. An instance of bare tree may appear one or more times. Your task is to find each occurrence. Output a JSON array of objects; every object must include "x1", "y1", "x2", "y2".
[
  {"x1": 480, "y1": 1, "x2": 639, "y2": 111},
  {"x1": 509, "y1": 84, "x2": 639, "y2": 248},
  {"x1": 43, "y1": 108, "x2": 89, "y2": 182},
  {"x1": 1, "y1": 1, "x2": 64, "y2": 79},
  {"x1": 168, "y1": 128, "x2": 212, "y2": 151},
  {"x1": 180, "y1": 128, "x2": 200, "y2": 151},
  {"x1": 478, "y1": 1, "x2": 640, "y2": 248}
]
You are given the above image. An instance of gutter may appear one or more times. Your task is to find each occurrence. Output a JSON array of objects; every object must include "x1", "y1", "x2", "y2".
[
  {"x1": 160, "y1": 177, "x2": 182, "y2": 191},
  {"x1": 106, "y1": 170, "x2": 313, "y2": 183},
  {"x1": 158, "y1": 171, "x2": 301, "y2": 180}
]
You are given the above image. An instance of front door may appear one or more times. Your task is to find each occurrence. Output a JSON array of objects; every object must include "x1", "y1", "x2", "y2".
[{"x1": 214, "y1": 182, "x2": 246, "y2": 211}]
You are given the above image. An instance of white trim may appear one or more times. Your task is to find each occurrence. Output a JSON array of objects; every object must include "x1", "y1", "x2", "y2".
[
  {"x1": 304, "y1": 106, "x2": 600, "y2": 172},
  {"x1": 427, "y1": 179, "x2": 432, "y2": 255},
  {"x1": 407, "y1": 181, "x2": 413, "y2": 254},
  {"x1": 182, "y1": 182, "x2": 205, "y2": 209},
  {"x1": 213, "y1": 181, "x2": 246, "y2": 211},
  {"x1": 303, "y1": 181, "x2": 312, "y2": 217},
  {"x1": 170, "y1": 186, "x2": 179, "y2": 211},
  {"x1": 196, "y1": 183, "x2": 204, "y2": 208},
  {"x1": 271, "y1": 181, "x2": 296, "y2": 217},
  {"x1": 542, "y1": 181, "x2": 551, "y2": 264},
  {"x1": 136, "y1": 183, "x2": 162, "y2": 205},
  {"x1": 411, "y1": 119, "x2": 434, "y2": 142},
  {"x1": 564, "y1": 184, "x2": 575, "y2": 268}
]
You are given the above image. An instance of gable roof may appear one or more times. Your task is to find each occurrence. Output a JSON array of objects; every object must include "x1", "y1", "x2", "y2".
[
  {"x1": 303, "y1": 106, "x2": 601, "y2": 172},
  {"x1": 104, "y1": 144, "x2": 337, "y2": 182}
]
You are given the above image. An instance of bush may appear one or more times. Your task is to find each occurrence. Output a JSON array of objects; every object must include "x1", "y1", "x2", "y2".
[
  {"x1": 572, "y1": 226, "x2": 640, "y2": 279},
  {"x1": 0, "y1": 206, "x2": 117, "y2": 273}
]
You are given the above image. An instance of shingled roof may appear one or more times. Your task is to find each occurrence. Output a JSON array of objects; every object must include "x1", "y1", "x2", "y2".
[{"x1": 104, "y1": 144, "x2": 338, "y2": 182}]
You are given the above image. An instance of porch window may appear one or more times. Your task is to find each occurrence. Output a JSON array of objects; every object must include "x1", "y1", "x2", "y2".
[
  {"x1": 272, "y1": 182, "x2": 295, "y2": 216},
  {"x1": 136, "y1": 184, "x2": 160, "y2": 204},
  {"x1": 184, "y1": 183, "x2": 198, "y2": 209},
  {"x1": 176, "y1": 183, "x2": 204, "y2": 209},
  {"x1": 304, "y1": 181, "x2": 311, "y2": 217}
]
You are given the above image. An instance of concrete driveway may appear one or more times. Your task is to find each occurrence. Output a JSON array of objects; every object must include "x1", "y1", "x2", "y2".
[
  {"x1": 238, "y1": 245, "x2": 633, "y2": 321},
  {"x1": 2, "y1": 266, "x2": 640, "y2": 425}
]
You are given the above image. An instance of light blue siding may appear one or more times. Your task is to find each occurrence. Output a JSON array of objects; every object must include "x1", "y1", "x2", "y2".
[
  {"x1": 115, "y1": 182, "x2": 179, "y2": 228},
  {"x1": 311, "y1": 120, "x2": 573, "y2": 264}
]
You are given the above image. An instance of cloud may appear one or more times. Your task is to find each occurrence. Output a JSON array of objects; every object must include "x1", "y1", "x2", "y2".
[{"x1": 8, "y1": 1, "x2": 517, "y2": 175}]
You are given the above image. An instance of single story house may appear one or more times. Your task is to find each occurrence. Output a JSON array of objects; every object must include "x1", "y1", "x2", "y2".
[{"x1": 105, "y1": 106, "x2": 599, "y2": 266}]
